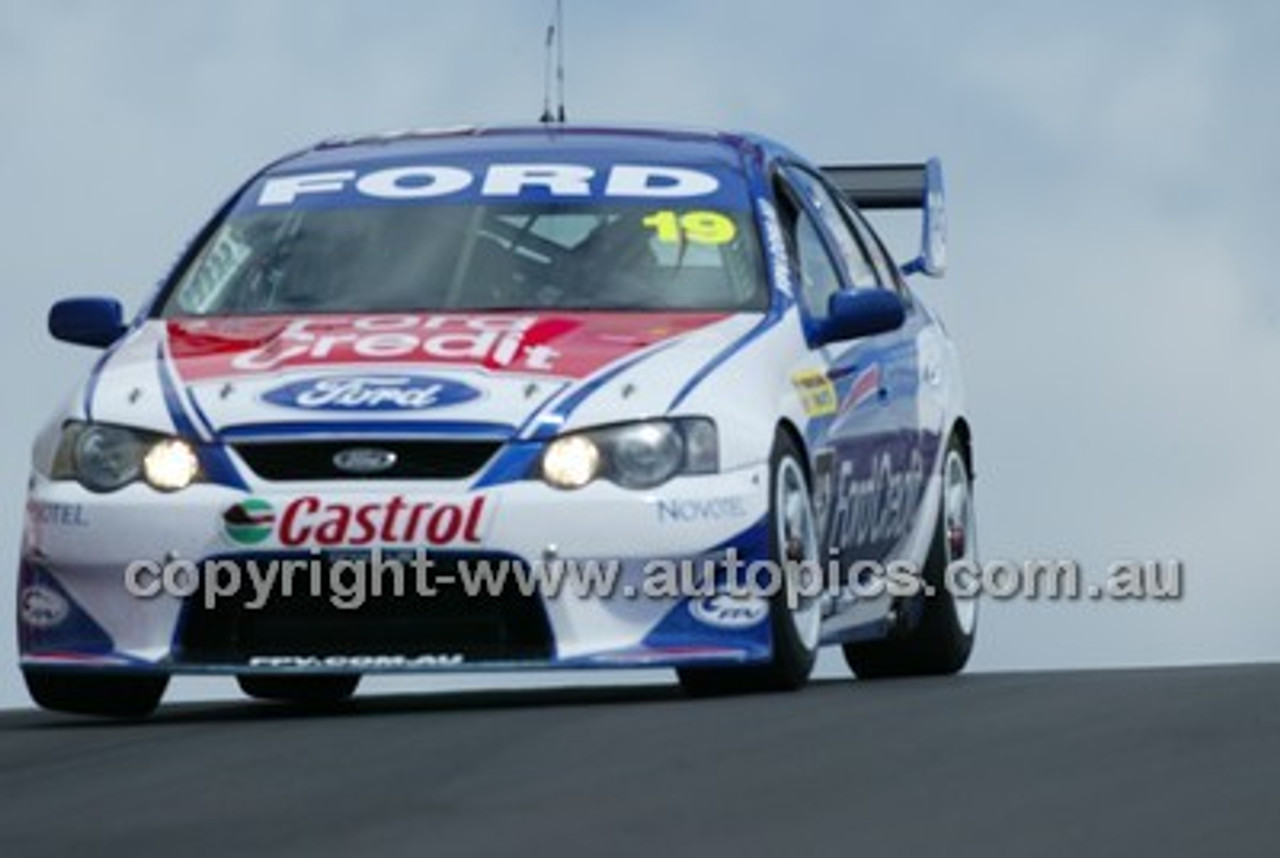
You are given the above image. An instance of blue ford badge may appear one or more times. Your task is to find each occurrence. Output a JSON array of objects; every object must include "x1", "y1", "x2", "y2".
[{"x1": 262, "y1": 374, "x2": 481, "y2": 411}]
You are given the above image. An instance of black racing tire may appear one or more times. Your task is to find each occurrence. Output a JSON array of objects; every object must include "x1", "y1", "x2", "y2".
[
  {"x1": 843, "y1": 434, "x2": 977, "y2": 678},
  {"x1": 23, "y1": 669, "x2": 168, "y2": 718},
  {"x1": 677, "y1": 431, "x2": 820, "y2": 696},
  {"x1": 237, "y1": 674, "x2": 360, "y2": 705}
]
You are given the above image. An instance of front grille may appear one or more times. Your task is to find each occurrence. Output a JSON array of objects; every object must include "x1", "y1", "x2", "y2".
[
  {"x1": 176, "y1": 553, "x2": 553, "y2": 664},
  {"x1": 233, "y1": 439, "x2": 501, "y2": 481}
]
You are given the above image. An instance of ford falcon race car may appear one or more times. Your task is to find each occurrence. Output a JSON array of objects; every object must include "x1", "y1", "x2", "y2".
[{"x1": 20, "y1": 125, "x2": 977, "y2": 716}]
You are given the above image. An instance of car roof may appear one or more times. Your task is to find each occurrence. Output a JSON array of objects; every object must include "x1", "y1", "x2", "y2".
[{"x1": 263, "y1": 123, "x2": 796, "y2": 177}]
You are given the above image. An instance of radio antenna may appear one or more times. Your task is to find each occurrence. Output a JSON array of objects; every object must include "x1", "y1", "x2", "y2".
[{"x1": 539, "y1": 0, "x2": 567, "y2": 124}]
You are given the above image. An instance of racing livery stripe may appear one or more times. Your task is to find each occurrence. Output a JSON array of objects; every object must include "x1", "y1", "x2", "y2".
[
  {"x1": 520, "y1": 337, "x2": 686, "y2": 441},
  {"x1": 470, "y1": 442, "x2": 542, "y2": 489},
  {"x1": 81, "y1": 335, "x2": 128, "y2": 421},
  {"x1": 841, "y1": 363, "x2": 882, "y2": 413},
  {"x1": 185, "y1": 388, "x2": 220, "y2": 439},
  {"x1": 155, "y1": 343, "x2": 248, "y2": 490},
  {"x1": 156, "y1": 342, "x2": 203, "y2": 440},
  {"x1": 666, "y1": 301, "x2": 792, "y2": 412}
]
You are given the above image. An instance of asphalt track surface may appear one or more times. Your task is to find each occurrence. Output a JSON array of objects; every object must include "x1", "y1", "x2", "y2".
[{"x1": 1, "y1": 664, "x2": 1277, "y2": 857}]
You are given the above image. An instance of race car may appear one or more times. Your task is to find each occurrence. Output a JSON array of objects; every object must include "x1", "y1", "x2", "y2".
[{"x1": 20, "y1": 124, "x2": 978, "y2": 716}]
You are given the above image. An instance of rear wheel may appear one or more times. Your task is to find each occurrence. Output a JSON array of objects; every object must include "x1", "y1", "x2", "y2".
[
  {"x1": 23, "y1": 670, "x2": 168, "y2": 718},
  {"x1": 237, "y1": 674, "x2": 360, "y2": 704},
  {"x1": 843, "y1": 435, "x2": 977, "y2": 678},
  {"x1": 677, "y1": 432, "x2": 821, "y2": 696}
]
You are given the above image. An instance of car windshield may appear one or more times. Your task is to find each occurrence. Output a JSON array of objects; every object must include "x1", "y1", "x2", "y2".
[{"x1": 161, "y1": 198, "x2": 766, "y2": 316}]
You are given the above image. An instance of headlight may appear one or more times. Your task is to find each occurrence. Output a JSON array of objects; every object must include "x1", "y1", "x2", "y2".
[
  {"x1": 541, "y1": 434, "x2": 602, "y2": 490},
  {"x1": 66, "y1": 424, "x2": 145, "y2": 492},
  {"x1": 539, "y1": 418, "x2": 718, "y2": 490},
  {"x1": 142, "y1": 438, "x2": 201, "y2": 491},
  {"x1": 609, "y1": 422, "x2": 684, "y2": 489},
  {"x1": 52, "y1": 422, "x2": 201, "y2": 493}
]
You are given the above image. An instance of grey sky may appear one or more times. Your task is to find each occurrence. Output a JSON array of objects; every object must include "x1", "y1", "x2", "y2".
[{"x1": 2, "y1": 1, "x2": 1277, "y2": 708}]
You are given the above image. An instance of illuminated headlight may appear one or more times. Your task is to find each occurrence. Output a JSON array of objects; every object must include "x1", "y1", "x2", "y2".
[
  {"x1": 142, "y1": 438, "x2": 201, "y2": 491},
  {"x1": 52, "y1": 422, "x2": 202, "y2": 493},
  {"x1": 539, "y1": 418, "x2": 718, "y2": 490},
  {"x1": 541, "y1": 434, "x2": 602, "y2": 490}
]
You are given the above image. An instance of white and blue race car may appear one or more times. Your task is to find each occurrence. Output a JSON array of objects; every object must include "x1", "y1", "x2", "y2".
[{"x1": 20, "y1": 125, "x2": 977, "y2": 715}]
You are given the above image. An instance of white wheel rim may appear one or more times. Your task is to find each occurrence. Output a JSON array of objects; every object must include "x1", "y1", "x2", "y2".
[
  {"x1": 776, "y1": 456, "x2": 822, "y2": 651},
  {"x1": 943, "y1": 448, "x2": 978, "y2": 636}
]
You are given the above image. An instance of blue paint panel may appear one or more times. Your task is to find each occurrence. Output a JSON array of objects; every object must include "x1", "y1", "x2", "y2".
[
  {"x1": 17, "y1": 563, "x2": 115, "y2": 657},
  {"x1": 709, "y1": 516, "x2": 772, "y2": 561},
  {"x1": 639, "y1": 598, "x2": 773, "y2": 662},
  {"x1": 471, "y1": 441, "x2": 544, "y2": 489},
  {"x1": 197, "y1": 445, "x2": 248, "y2": 492},
  {"x1": 639, "y1": 515, "x2": 776, "y2": 660}
]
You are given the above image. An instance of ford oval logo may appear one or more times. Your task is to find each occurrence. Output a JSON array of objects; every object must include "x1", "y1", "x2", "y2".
[
  {"x1": 261, "y1": 374, "x2": 482, "y2": 412},
  {"x1": 333, "y1": 447, "x2": 399, "y2": 475},
  {"x1": 688, "y1": 594, "x2": 769, "y2": 629},
  {"x1": 20, "y1": 585, "x2": 70, "y2": 629}
]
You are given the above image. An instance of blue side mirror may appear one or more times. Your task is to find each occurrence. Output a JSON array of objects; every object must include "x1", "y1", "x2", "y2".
[
  {"x1": 49, "y1": 297, "x2": 127, "y2": 348},
  {"x1": 818, "y1": 290, "x2": 906, "y2": 344}
]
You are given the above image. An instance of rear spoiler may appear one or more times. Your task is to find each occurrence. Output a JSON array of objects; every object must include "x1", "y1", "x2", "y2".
[{"x1": 821, "y1": 158, "x2": 947, "y2": 278}]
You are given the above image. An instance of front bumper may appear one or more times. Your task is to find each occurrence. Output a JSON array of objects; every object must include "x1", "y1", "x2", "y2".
[{"x1": 19, "y1": 463, "x2": 776, "y2": 674}]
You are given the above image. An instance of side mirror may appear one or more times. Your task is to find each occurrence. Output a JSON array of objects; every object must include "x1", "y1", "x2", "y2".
[
  {"x1": 818, "y1": 289, "x2": 906, "y2": 344},
  {"x1": 49, "y1": 297, "x2": 127, "y2": 348}
]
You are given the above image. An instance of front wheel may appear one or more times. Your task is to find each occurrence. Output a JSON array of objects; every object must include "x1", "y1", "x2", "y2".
[
  {"x1": 677, "y1": 432, "x2": 821, "y2": 695},
  {"x1": 24, "y1": 670, "x2": 168, "y2": 718},
  {"x1": 843, "y1": 435, "x2": 978, "y2": 678}
]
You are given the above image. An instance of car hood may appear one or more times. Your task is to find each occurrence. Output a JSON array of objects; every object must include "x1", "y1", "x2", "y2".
[{"x1": 82, "y1": 312, "x2": 755, "y2": 440}]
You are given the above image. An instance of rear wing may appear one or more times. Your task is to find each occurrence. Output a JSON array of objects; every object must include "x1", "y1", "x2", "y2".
[{"x1": 821, "y1": 158, "x2": 947, "y2": 278}]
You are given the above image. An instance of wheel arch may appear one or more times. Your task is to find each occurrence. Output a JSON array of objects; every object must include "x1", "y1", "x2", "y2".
[{"x1": 775, "y1": 418, "x2": 811, "y2": 482}]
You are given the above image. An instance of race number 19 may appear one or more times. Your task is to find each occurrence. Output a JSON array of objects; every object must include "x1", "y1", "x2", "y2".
[{"x1": 642, "y1": 210, "x2": 737, "y2": 245}]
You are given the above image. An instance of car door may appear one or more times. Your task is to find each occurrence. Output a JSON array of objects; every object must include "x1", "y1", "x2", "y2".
[{"x1": 776, "y1": 165, "x2": 926, "y2": 573}]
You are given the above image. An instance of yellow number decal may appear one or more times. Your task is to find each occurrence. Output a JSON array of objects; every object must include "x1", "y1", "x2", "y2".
[
  {"x1": 642, "y1": 210, "x2": 681, "y2": 243},
  {"x1": 679, "y1": 210, "x2": 736, "y2": 245},
  {"x1": 643, "y1": 210, "x2": 737, "y2": 245}
]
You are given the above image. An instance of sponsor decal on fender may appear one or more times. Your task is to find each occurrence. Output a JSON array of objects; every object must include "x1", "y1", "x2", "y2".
[
  {"x1": 261, "y1": 373, "x2": 482, "y2": 412},
  {"x1": 657, "y1": 496, "x2": 749, "y2": 524},
  {"x1": 841, "y1": 363, "x2": 882, "y2": 413},
  {"x1": 222, "y1": 495, "x2": 491, "y2": 548},
  {"x1": 757, "y1": 198, "x2": 793, "y2": 295},
  {"x1": 826, "y1": 450, "x2": 925, "y2": 551},
  {"x1": 791, "y1": 369, "x2": 838, "y2": 417},
  {"x1": 27, "y1": 501, "x2": 89, "y2": 528}
]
